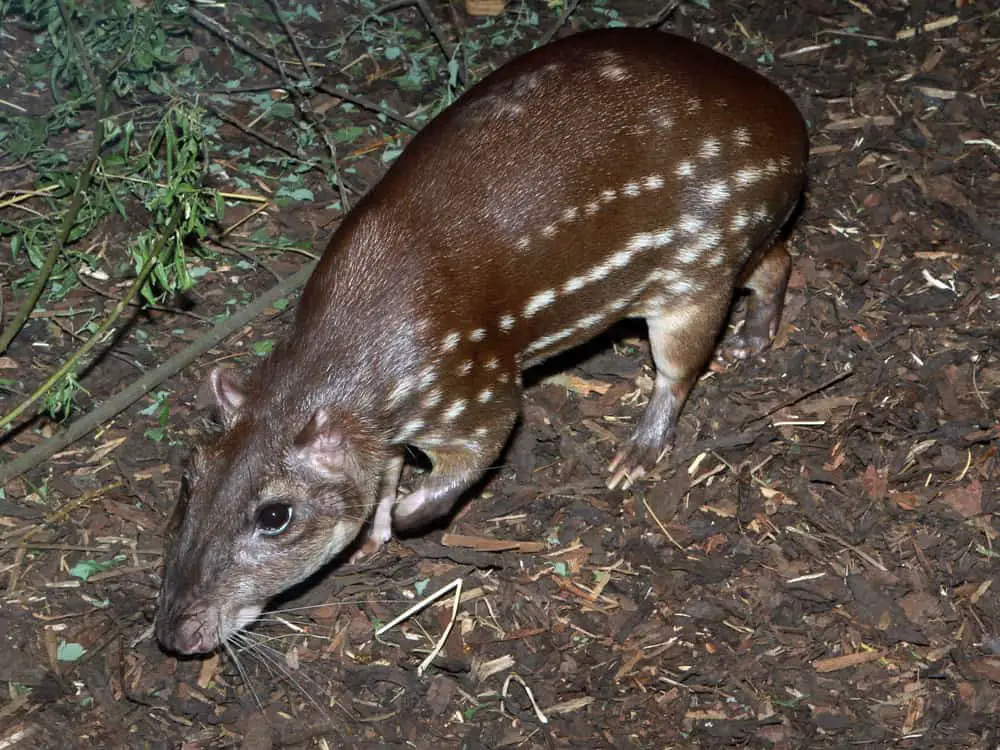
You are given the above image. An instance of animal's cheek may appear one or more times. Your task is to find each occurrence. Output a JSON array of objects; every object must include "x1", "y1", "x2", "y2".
[{"x1": 284, "y1": 515, "x2": 367, "y2": 575}]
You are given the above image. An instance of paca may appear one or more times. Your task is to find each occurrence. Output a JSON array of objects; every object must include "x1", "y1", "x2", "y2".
[{"x1": 157, "y1": 28, "x2": 808, "y2": 654}]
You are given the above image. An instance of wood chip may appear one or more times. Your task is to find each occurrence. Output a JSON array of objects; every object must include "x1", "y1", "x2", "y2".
[
  {"x1": 440, "y1": 532, "x2": 545, "y2": 553},
  {"x1": 813, "y1": 650, "x2": 882, "y2": 672}
]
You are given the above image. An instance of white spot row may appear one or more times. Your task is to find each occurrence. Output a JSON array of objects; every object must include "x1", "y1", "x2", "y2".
[
  {"x1": 558, "y1": 227, "x2": 676, "y2": 303},
  {"x1": 525, "y1": 294, "x2": 635, "y2": 362},
  {"x1": 397, "y1": 417, "x2": 424, "y2": 441},
  {"x1": 523, "y1": 288, "x2": 557, "y2": 318},
  {"x1": 523, "y1": 326, "x2": 576, "y2": 357},
  {"x1": 644, "y1": 267, "x2": 697, "y2": 298},
  {"x1": 703, "y1": 179, "x2": 730, "y2": 206},
  {"x1": 679, "y1": 215, "x2": 704, "y2": 235},
  {"x1": 733, "y1": 166, "x2": 764, "y2": 188},
  {"x1": 675, "y1": 227, "x2": 723, "y2": 265},
  {"x1": 388, "y1": 374, "x2": 416, "y2": 407},
  {"x1": 443, "y1": 399, "x2": 467, "y2": 422},
  {"x1": 437, "y1": 321, "x2": 510, "y2": 357},
  {"x1": 730, "y1": 210, "x2": 749, "y2": 233},
  {"x1": 419, "y1": 365, "x2": 436, "y2": 390},
  {"x1": 698, "y1": 138, "x2": 721, "y2": 160},
  {"x1": 600, "y1": 64, "x2": 629, "y2": 82}
]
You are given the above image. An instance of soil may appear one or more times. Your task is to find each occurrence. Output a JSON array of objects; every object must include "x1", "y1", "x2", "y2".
[{"x1": 2, "y1": 1, "x2": 999, "y2": 748}]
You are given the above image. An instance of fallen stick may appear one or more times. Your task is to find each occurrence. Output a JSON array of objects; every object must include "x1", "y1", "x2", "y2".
[{"x1": 0, "y1": 262, "x2": 316, "y2": 486}]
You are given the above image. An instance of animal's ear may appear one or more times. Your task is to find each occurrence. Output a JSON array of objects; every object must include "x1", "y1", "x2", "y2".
[
  {"x1": 208, "y1": 367, "x2": 245, "y2": 428},
  {"x1": 293, "y1": 409, "x2": 361, "y2": 480}
]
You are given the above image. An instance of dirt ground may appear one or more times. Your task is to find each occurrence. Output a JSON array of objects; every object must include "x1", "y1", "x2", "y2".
[{"x1": 2, "y1": 0, "x2": 999, "y2": 748}]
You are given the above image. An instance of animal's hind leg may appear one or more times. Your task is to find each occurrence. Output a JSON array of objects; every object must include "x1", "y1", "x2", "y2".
[
  {"x1": 608, "y1": 292, "x2": 731, "y2": 489},
  {"x1": 721, "y1": 240, "x2": 792, "y2": 361}
]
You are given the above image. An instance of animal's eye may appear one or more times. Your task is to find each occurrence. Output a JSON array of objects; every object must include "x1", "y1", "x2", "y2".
[{"x1": 256, "y1": 503, "x2": 293, "y2": 535}]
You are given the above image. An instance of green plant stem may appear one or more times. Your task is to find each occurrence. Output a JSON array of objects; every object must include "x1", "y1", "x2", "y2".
[
  {"x1": 0, "y1": 261, "x2": 317, "y2": 485},
  {"x1": 0, "y1": 137, "x2": 103, "y2": 356},
  {"x1": 0, "y1": 210, "x2": 178, "y2": 433},
  {"x1": 0, "y1": 2, "x2": 126, "y2": 356}
]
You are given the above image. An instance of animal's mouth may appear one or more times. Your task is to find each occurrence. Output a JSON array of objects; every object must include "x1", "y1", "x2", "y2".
[{"x1": 156, "y1": 598, "x2": 264, "y2": 656}]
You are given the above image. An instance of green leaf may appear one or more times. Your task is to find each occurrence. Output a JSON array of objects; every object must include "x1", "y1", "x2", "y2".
[
  {"x1": 57, "y1": 641, "x2": 86, "y2": 662},
  {"x1": 68, "y1": 555, "x2": 125, "y2": 581},
  {"x1": 144, "y1": 426, "x2": 167, "y2": 442},
  {"x1": 269, "y1": 101, "x2": 297, "y2": 119},
  {"x1": 277, "y1": 187, "x2": 315, "y2": 202},
  {"x1": 252, "y1": 340, "x2": 275, "y2": 357},
  {"x1": 381, "y1": 147, "x2": 402, "y2": 164}
]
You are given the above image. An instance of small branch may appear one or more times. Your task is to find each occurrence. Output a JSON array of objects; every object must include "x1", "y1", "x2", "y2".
[
  {"x1": 0, "y1": 214, "x2": 172, "y2": 432},
  {"x1": 0, "y1": 122, "x2": 102, "y2": 356},
  {"x1": 640, "y1": 1, "x2": 682, "y2": 30},
  {"x1": 261, "y1": 16, "x2": 352, "y2": 213},
  {"x1": 540, "y1": 0, "x2": 583, "y2": 46},
  {"x1": 188, "y1": 7, "x2": 419, "y2": 131},
  {"x1": 743, "y1": 368, "x2": 854, "y2": 428},
  {"x1": 366, "y1": 0, "x2": 465, "y2": 87},
  {"x1": 265, "y1": 0, "x2": 313, "y2": 86},
  {"x1": 0, "y1": 261, "x2": 316, "y2": 485},
  {"x1": 0, "y1": 9, "x2": 128, "y2": 355}
]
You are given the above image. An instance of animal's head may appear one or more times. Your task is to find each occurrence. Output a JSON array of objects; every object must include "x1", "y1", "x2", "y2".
[{"x1": 155, "y1": 367, "x2": 379, "y2": 655}]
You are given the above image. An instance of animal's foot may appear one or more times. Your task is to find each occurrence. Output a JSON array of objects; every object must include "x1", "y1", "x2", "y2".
[{"x1": 607, "y1": 435, "x2": 673, "y2": 490}]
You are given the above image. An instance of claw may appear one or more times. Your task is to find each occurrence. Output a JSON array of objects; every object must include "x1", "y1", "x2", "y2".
[
  {"x1": 607, "y1": 441, "x2": 670, "y2": 490},
  {"x1": 349, "y1": 519, "x2": 393, "y2": 563},
  {"x1": 717, "y1": 332, "x2": 770, "y2": 364}
]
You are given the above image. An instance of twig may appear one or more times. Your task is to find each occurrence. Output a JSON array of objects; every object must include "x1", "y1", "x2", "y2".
[
  {"x1": 742, "y1": 369, "x2": 854, "y2": 428},
  {"x1": 641, "y1": 496, "x2": 686, "y2": 552},
  {"x1": 375, "y1": 577, "x2": 464, "y2": 676},
  {"x1": 200, "y1": 100, "x2": 309, "y2": 163},
  {"x1": 0, "y1": 11, "x2": 121, "y2": 355},
  {"x1": 74, "y1": 272, "x2": 214, "y2": 324},
  {"x1": 895, "y1": 15, "x2": 959, "y2": 40},
  {"x1": 265, "y1": 0, "x2": 313, "y2": 85},
  {"x1": 365, "y1": 0, "x2": 465, "y2": 87},
  {"x1": 0, "y1": 218, "x2": 169, "y2": 432},
  {"x1": 0, "y1": 261, "x2": 317, "y2": 485},
  {"x1": 188, "y1": 7, "x2": 419, "y2": 131},
  {"x1": 48, "y1": 315, "x2": 144, "y2": 373},
  {"x1": 0, "y1": 482, "x2": 123, "y2": 555},
  {"x1": 540, "y1": 0, "x2": 583, "y2": 46},
  {"x1": 639, "y1": 0, "x2": 681, "y2": 30},
  {"x1": 501, "y1": 673, "x2": 549, "y2": 725},
  {"x1": 263, "y1": 14, "x2": 352, "y2": 213}
]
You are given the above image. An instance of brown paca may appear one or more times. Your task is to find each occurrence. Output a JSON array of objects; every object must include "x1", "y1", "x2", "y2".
[{"x1": 157, "y1": 28, "x2": 808, "y2": 654}]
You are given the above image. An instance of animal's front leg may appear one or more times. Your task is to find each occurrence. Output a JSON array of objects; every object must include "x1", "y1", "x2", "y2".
[
  {"x1": 395, "y1": 419, "x2": 514, "y2": 532},
  {"x1": 350, "y1": 452, "x2": 403, "y2": 560}
]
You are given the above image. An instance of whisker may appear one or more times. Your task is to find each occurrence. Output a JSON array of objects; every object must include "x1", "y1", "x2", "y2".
[
  {"x1": 263, "y1": 598, "x2": 411, "y2": 616},
  {"x1": 222, "y1": 639, "x2": 264, "y2": 712},
  {"x1": 233, "y1": 631, "x2": 336, "y2": 719}
]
